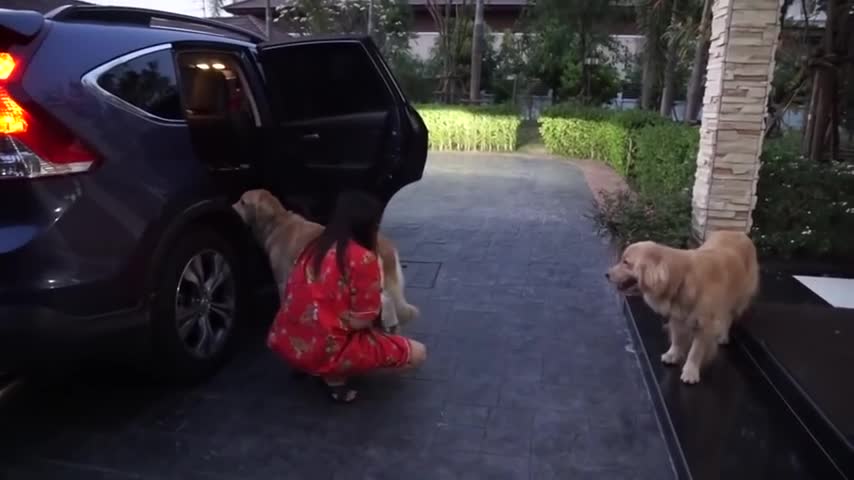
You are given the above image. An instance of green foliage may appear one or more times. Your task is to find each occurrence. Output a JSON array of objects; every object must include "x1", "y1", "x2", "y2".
[
  {"x1": 387, "y1": 51, "x2": 434, "y2": 104},
  {"x1": 610, "y1": 109, "x2": 667, "y2": 130},
  {"x1": 582, "y1": 115, "x2": 854, "y2": 262},
  {"x1": 417, "y1": 104, "x2": 521, "y2": 152},
  {"x1": 517, "y1": 0, "x2": 617, "y2": 103},
  {"x1": 559, "y1": 60, "x2": 621, "y2": 105},
  {"x1": 630, "y1": 123, "x2": 699, "y2": 197},
  {"x1": 425, "y1": 21, "x2": 499, "y2": 100},
  {"x1": 491, "y1": 30, "x2": 530, "y2": 103},
  {"x1": 753, "y1": 137, "x2": 854, "y2": 261},
  {"x1": 275, "y1": 0, "x2": 413, "y2": 59}
]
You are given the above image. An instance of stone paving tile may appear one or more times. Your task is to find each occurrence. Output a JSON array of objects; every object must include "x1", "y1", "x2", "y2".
[{"x1": 0, "y1": 153, "x2": 674, "y2": 479}]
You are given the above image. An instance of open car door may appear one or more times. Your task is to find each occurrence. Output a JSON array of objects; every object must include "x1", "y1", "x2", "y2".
[{"x1": 256, "y1": 36, "x2": 423, "y2": 221}]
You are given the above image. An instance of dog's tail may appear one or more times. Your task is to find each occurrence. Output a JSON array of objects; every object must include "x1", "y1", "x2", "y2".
[
  {"x1": 387, "y1": 249, "x2": 419, "y2": 323},
  {"x1": 733, "y1": 250, "x2": 761, "y2": 321}
]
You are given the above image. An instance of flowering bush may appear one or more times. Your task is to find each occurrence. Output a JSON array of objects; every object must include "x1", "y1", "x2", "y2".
[{"x1": 753, "y1": 140, "x2": 854, "y2": 260}]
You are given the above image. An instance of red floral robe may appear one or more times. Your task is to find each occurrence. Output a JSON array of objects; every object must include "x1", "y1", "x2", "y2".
[{"x1": 267, "y1": 240, "x2": 411, "y2": 376}]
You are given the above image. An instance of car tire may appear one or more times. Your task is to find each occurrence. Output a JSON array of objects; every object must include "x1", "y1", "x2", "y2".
[{"x1": 149, "y1": 227, "x2": 244, "y2": 383}]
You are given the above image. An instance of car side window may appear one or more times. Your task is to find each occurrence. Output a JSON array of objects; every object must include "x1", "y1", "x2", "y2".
[
  {"x1": 270, "y1": 42, "x2": 392, "y2": 123},
  {"x1": 97, "y1": 49, "x2": 182, "y2": 121}
]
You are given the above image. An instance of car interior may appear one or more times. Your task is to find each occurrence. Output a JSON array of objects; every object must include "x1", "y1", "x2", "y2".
[{"x1": 178, "y1": 51, "x2": 260, "y2": 170}]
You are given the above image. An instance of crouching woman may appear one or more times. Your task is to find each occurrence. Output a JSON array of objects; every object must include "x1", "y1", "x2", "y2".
[{"x1": 267, "y1": 191, "x2": 427, "y2": 403}]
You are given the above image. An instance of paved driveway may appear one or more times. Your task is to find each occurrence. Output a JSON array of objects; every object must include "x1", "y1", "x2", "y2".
[{"x1": 0, "y1": 153, "x2": 673, "y2": 479}]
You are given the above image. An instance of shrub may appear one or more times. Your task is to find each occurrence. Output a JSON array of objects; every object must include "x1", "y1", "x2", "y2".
[
  {"x1": 753, "y1": 137, "x2": 854, "y2": 260},
  {"x1": 539, "y1": 105, "x2": 627, "y2": 171},
  {"x1": 417, "y1": 104, "x2": 521, "y2": 152},
  {"x1": 630, "y1": 123, "x2": 699, "y2": 197},
  {"x1": 611, "y1": 109, "x2": 667, "y2": 130},
  {"x1": 540, "y1": 116, "x2": 629, "y2": 171},
  {"x1": 590, "y1": 130, "x2": 854, "y2": 262},
  {"x1": 539, "y1": 105, "x2": 666, "y2": 173},
  {"x1": 590, "y1": 189, "x2": 693, "y2": 249}
]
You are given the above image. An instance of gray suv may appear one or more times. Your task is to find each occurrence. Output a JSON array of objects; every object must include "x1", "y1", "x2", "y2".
[{"x1": 0, "y1": 5, "x2": 428, "y2": 381}]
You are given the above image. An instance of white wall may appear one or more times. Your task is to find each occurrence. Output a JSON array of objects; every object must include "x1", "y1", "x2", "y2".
[{"x1": 785, "y1": 0, "x2": 826, "y2": 26}]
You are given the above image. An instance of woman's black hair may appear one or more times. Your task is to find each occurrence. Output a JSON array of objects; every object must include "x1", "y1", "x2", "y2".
[{"x1": 310, "y1": 190, "x2": 384, "y2": 277}]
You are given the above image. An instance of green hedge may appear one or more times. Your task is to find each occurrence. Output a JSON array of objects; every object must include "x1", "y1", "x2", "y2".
[
  {"x1": 631, "y1": 123, "x2": 699, "y2": 197},
  {"x1": 540, "y1": 116, "x2": 629, "y2": 171},
  {"x1": 417, "y1": 104, "x2": 521, "y2": 152},
  {"x1": 539, "y1": 105, "x2": 664, "y2": 173}
]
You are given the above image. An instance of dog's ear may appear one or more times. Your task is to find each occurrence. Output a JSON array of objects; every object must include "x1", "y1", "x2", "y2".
[{"x1": 638, "y1": 255, "x2": 669, "y2": 295}]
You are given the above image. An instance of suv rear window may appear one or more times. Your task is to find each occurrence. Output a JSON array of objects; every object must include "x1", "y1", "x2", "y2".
[
  {"x1": 97, "y1": 49, "x2": 182, "y2": 121},
  {"x1": 267, "y1": 42, "x2": 392, "y2": 122}
]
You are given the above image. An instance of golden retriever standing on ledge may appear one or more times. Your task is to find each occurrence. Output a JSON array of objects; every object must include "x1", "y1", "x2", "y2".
[
  {"x1": 232, "y1": 189, "x2": 419, "y2": 332},
  {"x1": 607, "y1": 231, "x2": 759, "y2": 384}
]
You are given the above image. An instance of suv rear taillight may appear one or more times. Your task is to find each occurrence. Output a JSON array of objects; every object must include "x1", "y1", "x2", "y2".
[{"x1": 0, "y1": 52, "x2": 97, "y2": 180}]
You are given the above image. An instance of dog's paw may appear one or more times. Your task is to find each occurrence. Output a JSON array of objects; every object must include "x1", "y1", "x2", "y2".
[
  {"x1": 680, "y1": 364, "x2": 700, "y2": 384},
  {"x1": 661, "y1": 349, "x2": 681, "y2": 365},
  {"x1": 398, "y1": 304, "x2": 420, "y2": 323},
  {"x1": 717, "y1": 333, "x2": 730, "y2": 346}
]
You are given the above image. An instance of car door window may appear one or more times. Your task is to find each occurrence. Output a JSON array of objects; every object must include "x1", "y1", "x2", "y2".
[
  {"x1": 176, "y1": 51, "x2": 260, "y2": 128},
  {"x1": 266, "y1": 42, "x2": 392, "y2": 123},
  {"x1": 175, "y1": 50, "x2": 261, "y2": 169},
  {"x1": 97, "y1": 48, "x2": 182, "y2": 121}
]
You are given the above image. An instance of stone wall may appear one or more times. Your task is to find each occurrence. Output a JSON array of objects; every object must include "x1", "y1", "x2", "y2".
[{"x1": 691, "y1": 0, "x2": 784, "y2": 240}]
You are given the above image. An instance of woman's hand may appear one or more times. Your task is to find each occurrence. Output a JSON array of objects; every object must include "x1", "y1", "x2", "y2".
[
  {"x1": 343, "y1": 248, "x2": 382, "y2": 330},
  {"x1": 342, "y1": 311, "x2": 374, "y2": 330}
]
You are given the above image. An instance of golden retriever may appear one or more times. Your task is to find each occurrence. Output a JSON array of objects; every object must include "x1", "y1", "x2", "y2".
[
  {"x1": 607, "y1": 230, "x2": 759, "y2": 384},
  {"x1": 232, "y1": 189, "x2": 419, "y2": 332}
]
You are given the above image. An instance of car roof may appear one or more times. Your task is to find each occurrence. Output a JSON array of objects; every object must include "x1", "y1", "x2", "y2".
[{"x1": 45, "y1": 5, "x2": 263, "y2": 46}]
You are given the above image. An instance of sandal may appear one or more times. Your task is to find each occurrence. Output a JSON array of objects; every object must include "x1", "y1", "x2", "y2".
[{"x1": 322, "y1": 379, "x2": 358, "y2": 404}]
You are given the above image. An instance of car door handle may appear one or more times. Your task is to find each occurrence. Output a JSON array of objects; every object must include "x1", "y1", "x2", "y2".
[{"x1": 301, "y1": 133, "x2": 320, "y2": 141}]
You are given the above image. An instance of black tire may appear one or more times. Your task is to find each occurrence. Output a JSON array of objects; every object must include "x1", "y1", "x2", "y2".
[{"x1": 149, "y1": 228, "x2": 244, "y2": 383}]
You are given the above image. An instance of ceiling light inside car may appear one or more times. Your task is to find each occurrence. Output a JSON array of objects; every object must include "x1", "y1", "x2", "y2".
[
  {"x1": 212, "y1": 63, "x2": 226, "y2": 70},
  {"x1": 196, "y1": 63, "x2": 210, "y2": 70}
]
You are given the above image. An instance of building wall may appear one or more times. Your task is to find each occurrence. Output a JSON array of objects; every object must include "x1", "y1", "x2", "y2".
[
  {"x1": 409, "y1": 31, "x2": 644, "y2": 77},
  {"x1": 412, "y1": 9, "x2": 638, "y2": 35},
  {"x1": 412, "y1": 9, "x2": 522, "y2": 32}
]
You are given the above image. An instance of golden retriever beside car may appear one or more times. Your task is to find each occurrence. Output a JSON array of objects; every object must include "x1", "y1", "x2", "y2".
[
  {"x1": 607, "y1": 231, "x2": 759, "y2": 384},
  {"x1": 232, "y1": 189, "x2": 419, "y2": 332}
]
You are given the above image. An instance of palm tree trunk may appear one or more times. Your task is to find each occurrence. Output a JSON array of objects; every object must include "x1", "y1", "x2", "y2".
[
  {"x1": 804, "y1": 0, "x2": 847, "y2": 162},
  {"x1": 580, "y1": 21, "x2": 590, "y2": 99},
  {"x1": 685, "y1": 0, "x2": 712, "y2": 123},
  {"x1": 639, "y1": 0, "x2": 665, "y2": 110},
  {"x1": 640, "y1": 50, "x2": 657, "y2": 109},
  {"x1": 469, "y1": 0, "x2": 485, "y2": 102},
  {"x1": 659, "y1": 0, "x2": 680, "y2": 118}
]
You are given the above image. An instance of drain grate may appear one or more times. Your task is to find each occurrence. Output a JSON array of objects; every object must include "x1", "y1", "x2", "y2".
[{"x1": 400, "y1": 261, "x2": 441, "y2": 289}]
